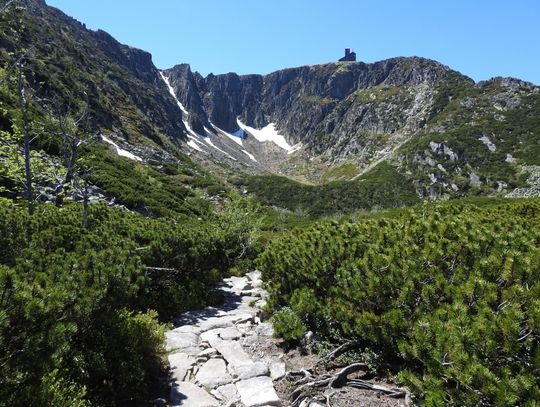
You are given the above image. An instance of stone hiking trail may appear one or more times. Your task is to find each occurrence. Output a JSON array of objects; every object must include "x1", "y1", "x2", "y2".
[{"x1": 165, "y1": 271, "x2": 287, "y2": 407}]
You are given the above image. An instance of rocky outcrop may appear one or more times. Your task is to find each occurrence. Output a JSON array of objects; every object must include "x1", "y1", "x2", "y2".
[
  {"x1": 166, "y1": 64, "x2": 211, "y2": 134},
  {"x1": 92, "y1": 30, "x2": 157, "y2": 83}
]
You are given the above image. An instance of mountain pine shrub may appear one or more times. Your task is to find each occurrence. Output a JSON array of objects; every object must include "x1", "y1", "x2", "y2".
[{"x1": 259, "y1": 200, "x2": 540, "y2": 405}]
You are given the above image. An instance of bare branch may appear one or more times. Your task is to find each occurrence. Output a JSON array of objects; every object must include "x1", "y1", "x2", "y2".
[
  {"x1": 0, "y1": 0, "x2": 15, "y2": 15},
  {"x1": 316, "y1": 340, "x2": 363, "y2": 366}
]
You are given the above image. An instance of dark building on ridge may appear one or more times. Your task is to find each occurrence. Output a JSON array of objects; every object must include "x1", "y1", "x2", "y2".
[{"x1": 339, "y1": 48, "x2": 356, "y2": 62}]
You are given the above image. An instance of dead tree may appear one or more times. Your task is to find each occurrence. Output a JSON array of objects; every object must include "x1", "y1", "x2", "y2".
[
  {"x1": 50, "y1": 100, "x2": 89, "y2": 206},
  {"x1": 16, "y1": 62, "x2": 34, "y2": 215}
]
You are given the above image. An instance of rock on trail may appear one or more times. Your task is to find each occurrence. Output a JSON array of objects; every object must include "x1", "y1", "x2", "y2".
[{"x1": 167, "y1": 271, "x2": 285, "y2": 407}]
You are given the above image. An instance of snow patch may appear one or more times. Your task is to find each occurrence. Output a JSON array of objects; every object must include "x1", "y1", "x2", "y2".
[
  {"x1": 505, "y1": 153, "x2": 515, "y2": 163},
  {"x1": 237, "y1": 118, "x2": 293, "y2": 151},
  {"x1": 288, "y1": 143, "x2": 302, "y2": 155},
  {"x1": 242, "y1": 149, "x2": 257, "y2": 162},
  {"x1": 479, "y1": 135, "x2": 496, "y2": 152},
  {"x1": 180, "y1": 116, "x2": 201, "y2": 138},
  {"x1": 187, "y1": 139, "x2": 204, "y2": 152},
  {"x1": 159, "y1": 71, "x2": 188, "y2": 115},
  {"x1": 211, "y1": 124, "x2": 243, "y2": 146},
  {"x1": 160, "y1": 71, "x2": 207, "y2": 145},
  {"x1": 101, "y1": 135, "x2": 143, "y2": 162}
]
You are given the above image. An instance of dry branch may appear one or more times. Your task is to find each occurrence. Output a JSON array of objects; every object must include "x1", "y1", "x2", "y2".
[
  {"x1": 290, "y1": 361, "x2": 408, "y2": 407},
  {"x1": 316, "y1": 340, "x2": 362, "y2": 366}
]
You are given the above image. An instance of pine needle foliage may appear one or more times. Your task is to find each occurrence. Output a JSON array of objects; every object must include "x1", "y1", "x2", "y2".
[
  {"x1": 0, "y1": 200, "x2": 257, "y2": 406},
  {"x1": 259, "y1": 199, "x2": 540, "y2": 405}
]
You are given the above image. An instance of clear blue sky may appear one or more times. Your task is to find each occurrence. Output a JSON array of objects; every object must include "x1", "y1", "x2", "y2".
[{"x1": 46, "y1": 0, "x2": 540, "y2": 84}]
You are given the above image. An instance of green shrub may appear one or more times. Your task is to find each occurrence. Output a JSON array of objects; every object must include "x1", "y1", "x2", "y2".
[
  {"x1": 0, "y1": 199, "x2": 257, "y2": 406},
  {"x1": 271, "y1": 307, "x2": 306, "y2": 342},
  {"x1": 259, "y1": 199, "x2": 540, "y2": 405},
  {"x1": 245, "y1": 162, "x2": 419, "y2": 216},
  {"x1": 38, "y1": 370, "x2": 91, "y2": 407}
]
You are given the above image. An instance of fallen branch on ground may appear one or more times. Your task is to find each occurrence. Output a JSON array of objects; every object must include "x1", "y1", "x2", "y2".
[{"x1": 289, "y1": 361, "x2": 408, "y2": 407}]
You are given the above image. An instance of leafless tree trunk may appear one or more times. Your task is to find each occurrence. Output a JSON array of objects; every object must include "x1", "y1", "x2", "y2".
[
  {"x1": 17, "y1": 63, "x2": 34, "y2": 215},
  {"x1": 53, "y1": 106, "x2": 86, "y2": 205}
]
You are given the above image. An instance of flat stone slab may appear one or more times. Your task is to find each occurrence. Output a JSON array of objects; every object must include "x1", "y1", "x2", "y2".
[
  {"x1": 172, "y1": 325, "x2": 201, "y2": 334},
  {"x1": 269, "y1": 362, "x2": 286, "y2": 380},
  {"x1": 236, "y1": 376, "x2": 281, "y2": 407},
  {"x1": 200, "y1": 326, "x2": 241, "y2": 343},
  {"x1": 171, "y1": 382, "x2": 220, "y2": 407},
  {"x1": 199, "y1": 315, "x2": 238, "y2": 332},
  {"x1": 213, "y1": 383, "x2": 239, "y2": 403},
  {"x1": 166, "y1": 274, "x2": 282, "y2": 406},
  {"x1": 169, "y1": 353, "x2": 196, "y2": 382},
  {"x1": 166, "y1": 331, "x2": 200, "y2": 352},
  {"x1": 208, "y1": 338, "x2": 253, "y2": 369},
  {"x1": 231, "y1": 360, "x2": 269, "y2": 380},
  {"x1": 196, "y1": 348, "x2": 217, "y2": 358},
  {"x1": 218, "y1": 326, "x2": 242, "y2": 340},
  {"x1": 195, "y1": 358, "x2": 233, "y2": 389}
]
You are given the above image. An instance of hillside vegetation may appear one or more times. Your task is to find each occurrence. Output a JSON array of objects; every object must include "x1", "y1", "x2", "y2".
[
  {"x1": 0, "y1": 198, "x2": 258, "y2": 406},
  {"x1": 259, "y1": 199, "x2": 540, "y2": 405},
  {"x1": 242, "y1": 162, "x2": 420, "y2": 216}
]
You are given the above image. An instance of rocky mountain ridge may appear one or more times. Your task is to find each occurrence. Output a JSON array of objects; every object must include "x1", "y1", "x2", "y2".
[
  {"x1": 2, "y1": 0, "x2": 540, "y2": 213},
  {"x1": 164, "y1": 56, "x2": 540, "y2": 201}
]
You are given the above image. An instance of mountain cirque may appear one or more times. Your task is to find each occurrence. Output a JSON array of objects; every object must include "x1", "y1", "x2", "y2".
[{"x1": 3, "y1": 0, "x2": 540, "y2": 207}]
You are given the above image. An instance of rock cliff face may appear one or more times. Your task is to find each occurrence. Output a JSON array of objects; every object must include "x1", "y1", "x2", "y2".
[
  {"x1": 5, "y1": 0, "x2": 540, "y2": 205},
  {"x1": 166, "y1": 57, "x2": 468, "y2": 154},
  {"x1": 164, "y1": 57, "x2": 540, "y2": 199},
  {"x1": 163, "y1": 57, "x2": 476, "y2": 172}
]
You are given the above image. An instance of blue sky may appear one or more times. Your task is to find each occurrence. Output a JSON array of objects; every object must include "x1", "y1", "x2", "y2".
[{"x1": 46, "y1": 0, "x2": 540, "y2": 84}]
